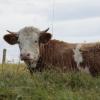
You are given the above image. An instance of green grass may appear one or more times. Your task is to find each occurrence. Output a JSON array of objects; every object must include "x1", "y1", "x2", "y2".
[{"x1": 0, "y1": 64, "x2": 100, "y2": 100}]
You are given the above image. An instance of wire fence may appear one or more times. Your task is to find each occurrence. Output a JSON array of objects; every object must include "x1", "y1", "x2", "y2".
[
  {"x1": 1, "y1": 49, "x2": 21, "y2": 64},
  {"x1": 1, "y1": 49, "x2": 27, "y2": 75}
]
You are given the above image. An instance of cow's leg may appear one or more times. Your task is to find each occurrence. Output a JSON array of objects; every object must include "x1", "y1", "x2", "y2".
[{"x1": 89, "y1": 67, "x2": 99, "y2": 77}]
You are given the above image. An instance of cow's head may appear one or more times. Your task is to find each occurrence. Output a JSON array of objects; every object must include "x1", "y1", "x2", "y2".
[{"x1": 3, "y1": 26, "x2": 52, "y2": 68}]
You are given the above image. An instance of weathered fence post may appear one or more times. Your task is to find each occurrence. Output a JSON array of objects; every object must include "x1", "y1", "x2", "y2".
[{"x1": 2, "y1": 49, "x2": 7, "y2": 64}]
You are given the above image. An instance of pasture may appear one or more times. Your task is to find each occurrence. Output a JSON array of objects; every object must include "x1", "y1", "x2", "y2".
[{"x1": 0, "y1": 64, "x2": 100, "y2": 100}]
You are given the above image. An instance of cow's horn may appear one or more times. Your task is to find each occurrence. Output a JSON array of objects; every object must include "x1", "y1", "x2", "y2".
[
  {"x1": 6, "y1": 30, "x2": 16, "y2": 34},
  {"x1": 40, "y1": 28, "x2": 49, "y2": 33},
  {"x1": 7, "y1": 30, "x2": 18, "y2": 37}
]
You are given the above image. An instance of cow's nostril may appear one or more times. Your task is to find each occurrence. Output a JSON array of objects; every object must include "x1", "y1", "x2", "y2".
[
  {"x1": 20, "y1": 53, "x2": 24, "y2": 60},
  {"x1": 20, "y1": 54, "x2": 23, "y2": 57},
  {"x1": 20, "y1": 53, "x2": 31, "y2": 60},
  {"x1": 27, "y1": 53, "x2": 30, "y2": 57}
]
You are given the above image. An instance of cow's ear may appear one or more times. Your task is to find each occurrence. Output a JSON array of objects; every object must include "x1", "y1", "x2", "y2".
[
  {"x1": 3, "y1": 34, "x2": 18, "y2": 45},
  {"x1": 39, "y1": 33, "x2": 52, "y2": 43}
]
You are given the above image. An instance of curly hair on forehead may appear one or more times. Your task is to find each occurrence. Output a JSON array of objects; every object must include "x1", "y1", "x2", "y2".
[{"x1": 19, "y1": 26, "x2": 40, "y2": 34}]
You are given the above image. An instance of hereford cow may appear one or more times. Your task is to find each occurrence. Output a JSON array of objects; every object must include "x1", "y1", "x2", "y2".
[{"x1": 3, "y1": 26, "x2": 100, "y2": 76}]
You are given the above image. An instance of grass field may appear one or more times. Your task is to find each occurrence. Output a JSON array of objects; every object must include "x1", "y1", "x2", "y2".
[{"x1": 0, "y1": 64, "x2": 100, "y2": 100}]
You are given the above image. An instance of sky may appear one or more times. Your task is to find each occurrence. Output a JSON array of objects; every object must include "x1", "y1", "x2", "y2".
[{"x1": 0, "y1": 0, "x2": 100, "y2": 63}]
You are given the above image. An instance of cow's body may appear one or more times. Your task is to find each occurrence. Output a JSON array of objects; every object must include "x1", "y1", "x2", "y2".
[
  {"x1": 36, "y1": 40, "x2": 100, "y2": 76},
  {"x1": 3, "y1": 26, "x2": 100, "y2": 76},
  {"x1": 38, "y1": 40, "x2": 77, "y2": 71}
]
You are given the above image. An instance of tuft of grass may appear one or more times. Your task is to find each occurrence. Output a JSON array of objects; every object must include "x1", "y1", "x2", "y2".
[{"x1": 0, "y1": 64, "x2": 100, "y2": 100}]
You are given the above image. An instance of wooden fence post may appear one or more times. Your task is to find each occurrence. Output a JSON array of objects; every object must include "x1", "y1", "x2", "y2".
[{"x1": 2, "y1": 49, "x2": 7, "y2": 64}]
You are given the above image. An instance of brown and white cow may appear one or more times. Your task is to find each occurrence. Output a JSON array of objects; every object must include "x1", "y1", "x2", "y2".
[{"x1": 3, "y1": 26, "x2": 100, "y2": 76}]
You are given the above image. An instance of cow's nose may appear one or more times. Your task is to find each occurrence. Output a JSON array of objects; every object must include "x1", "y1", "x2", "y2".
[{"x1": 20, "y1": 53, "x2": 30, "y2": 60}]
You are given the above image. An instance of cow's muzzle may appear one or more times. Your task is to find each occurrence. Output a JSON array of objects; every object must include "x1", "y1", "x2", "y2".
[{"x1": 20, "y1": 53, "x2": 31, "y2": 60}]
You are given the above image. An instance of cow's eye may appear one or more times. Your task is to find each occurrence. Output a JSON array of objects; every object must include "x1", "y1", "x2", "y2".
[{"x1": 35, "y1": 40, "x2": 38, "y2": 43}]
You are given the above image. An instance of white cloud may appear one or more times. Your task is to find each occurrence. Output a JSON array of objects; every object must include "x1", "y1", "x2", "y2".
[
  {"x1": 53, "y1": 0, "x2": 100, "y2": 20},
  {"x1": 54, "y1": 17, "x2": 100, "y2": 37}
]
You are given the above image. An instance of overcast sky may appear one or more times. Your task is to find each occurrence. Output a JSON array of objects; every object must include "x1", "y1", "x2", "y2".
[{"x1": 0, "y1": 0, "x2": 100, "y2": 62}]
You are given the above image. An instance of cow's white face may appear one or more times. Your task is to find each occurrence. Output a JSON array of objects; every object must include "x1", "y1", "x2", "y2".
[
  {"x1": 18, "y1": 27, "x2": 40, "y2": 68},
  {"x1": 4, "y1": 26, "x2": 52, "y2": 69}
]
